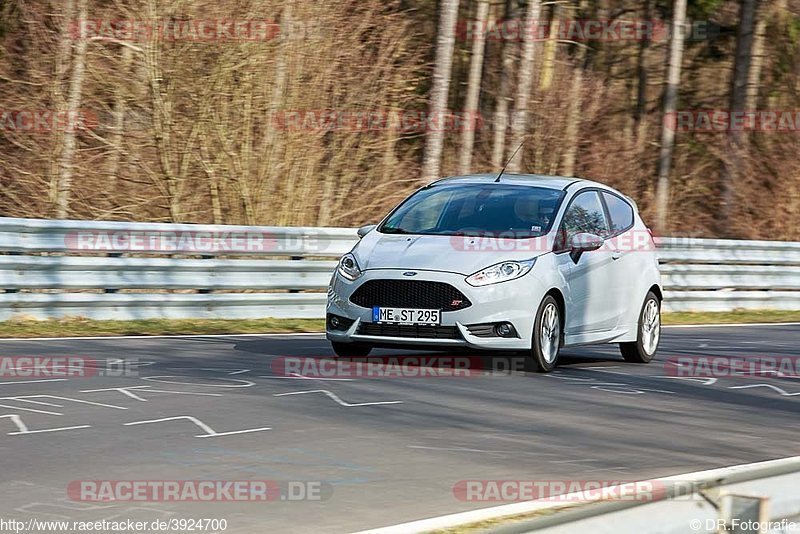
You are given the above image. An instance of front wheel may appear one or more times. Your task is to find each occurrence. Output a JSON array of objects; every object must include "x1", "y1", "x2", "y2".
[
  {"x1": 331, "y1": 341, "x2": 372, "y2": 358},
  {"x1": 620, "y1": 292, "x2": 661, "y2": 363},
  {"x1": 530, "y1": 295, "x2": 562, "y2": 373}
]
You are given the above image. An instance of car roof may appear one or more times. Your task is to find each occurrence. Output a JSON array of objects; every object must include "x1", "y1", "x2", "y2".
[{"x1": 430, "y1": 173, "x2": 606, "y2": 191}]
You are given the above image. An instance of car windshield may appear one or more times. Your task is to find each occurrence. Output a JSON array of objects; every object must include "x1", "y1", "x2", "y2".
[{"x1": 379, "y1": 183, "x2": 566, "y2": 237}]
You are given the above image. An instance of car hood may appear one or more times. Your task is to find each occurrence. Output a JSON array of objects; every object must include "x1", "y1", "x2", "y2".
[{"x1": 354, "y1": 232, "x2": 551, "y2": 275}]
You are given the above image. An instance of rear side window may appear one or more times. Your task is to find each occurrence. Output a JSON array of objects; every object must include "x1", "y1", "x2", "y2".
[{"x1": 602, "y1": 193, "x2": 634, "y2": 234}]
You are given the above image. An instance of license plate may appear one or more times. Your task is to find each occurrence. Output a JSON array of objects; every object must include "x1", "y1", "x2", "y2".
[{"x1": 372, "y1": 307, "x2": 441, "y2": 325}]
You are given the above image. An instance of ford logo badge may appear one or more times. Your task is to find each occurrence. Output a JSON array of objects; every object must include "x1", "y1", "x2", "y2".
[{"x1": 402, "y1": 272, "x2": 418, "y2": 277}]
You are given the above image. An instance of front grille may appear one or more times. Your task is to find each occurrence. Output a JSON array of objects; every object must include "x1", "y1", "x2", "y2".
[
  {"x1": 350, "y1": 280, "x2": 471, "y2": 311},
  {"x1": 358, "y1": 323, "x2": 462, "y2": 339}
]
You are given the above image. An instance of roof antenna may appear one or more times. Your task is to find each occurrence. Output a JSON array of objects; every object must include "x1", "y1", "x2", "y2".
[{"x1": 495, "y1": 138, "x2": 526, "y2": 182}]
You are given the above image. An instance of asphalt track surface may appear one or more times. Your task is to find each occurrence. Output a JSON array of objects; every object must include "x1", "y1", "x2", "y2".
[{"x1": 0, "y1": 324, "x2": 798, "y2": 533}]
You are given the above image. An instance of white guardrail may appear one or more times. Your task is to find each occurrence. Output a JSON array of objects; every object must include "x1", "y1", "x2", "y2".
[
  {"x1": 0, "y1": 216, "x2": 798, "y2": 320},
  {"x1": 362, "y1": 456, "x2": 800, "y2": 534}
]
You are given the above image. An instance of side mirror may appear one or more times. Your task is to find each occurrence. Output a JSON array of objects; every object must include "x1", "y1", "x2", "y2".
[
  {"x1": 357, "y1": 224, "x2": 377, "y2": 238},
  {"x1": 569, "y1": 232, "x2": 603, "y2": 263}
]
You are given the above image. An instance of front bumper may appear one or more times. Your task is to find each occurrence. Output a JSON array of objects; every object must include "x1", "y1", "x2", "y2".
[{"x1": 326, "y1": 269, "x2": 547, "y2": 351}]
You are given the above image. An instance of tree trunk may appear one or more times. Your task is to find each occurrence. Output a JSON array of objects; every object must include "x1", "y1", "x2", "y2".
[
  {"x1": 55, "y1": 0, "x2": 88, "y2": 219},
  {"x1": 458, "y1": 0, "x2": 490, "y2": 175},
  {"x1": 745, "y1": 2, "x2": 767, "y2": 110},
  {"x1": 506, "y1": 0, "x2": 541, "y2": 173},
  {"x1": 106, "y1": 44, "x2": 134, "y2": 202},
  {"x1": 655, "y1": 0, "x2": 688, "y2": 235},
  {"x1": 561, "y1": 45, "x2": 587, "y2": 177},
  {"x1": 539, "y1": 4, "x2": 560, "y2": 91},
  {"x1": 491, "y1": 1, "x2": 517, "y2": 169},
  {"x1": 719, "y1": 0, "x2": 759, "y2": 235},
  {"x1": 422, "y1": 0, "x2": 460, "y2": 182},
  {"x1": 635, "y1": 0, "x2": 653, "y2": 151}
]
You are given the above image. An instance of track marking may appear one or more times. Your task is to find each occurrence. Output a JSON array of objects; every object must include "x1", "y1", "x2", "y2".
[
  {"x1": 729, "y1": 384, "x2": 800, "y2": 397},
  {"x1": 123, "y1": 416, "x2": 271, "y2": 437},
  {"x1": 0, "y1": 414, "x2": 90, "y2": 435},
  {"x1": 0, "y1": 395, "x2": 127, "y2": 410},
  {"x1": 654, "y1": 376, "x2": 718, "y2": 386},
  {"x1": 0, "y1": 379, "x2": 69, "y2": 386},
  {"x1": 274, "y1": 389, "x2": 403, "y2": 407},
  {"x1": 141, "y1": 376, "x2": 254, "y2": 388},
  {"x1": 81, "y1": 386, "x2": 222, "y2": 402},
  {"x1": 259, "y1": 373, "x2": 355, "y2": 382},
  {"x1": 0, "y1": 404, "x2": 62, "y2": 415}
]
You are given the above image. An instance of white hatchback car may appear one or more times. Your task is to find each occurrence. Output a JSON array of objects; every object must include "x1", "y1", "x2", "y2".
[{"x1": 326, "y1": 174, "x2": 662, "y2": 372}]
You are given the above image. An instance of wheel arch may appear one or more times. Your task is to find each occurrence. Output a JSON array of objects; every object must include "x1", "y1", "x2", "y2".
[
  {"x1": 544, "y1": 288, "x2": 566, "y2": 345},
  {"x1": 648, "y1": 284, "x2": 663, "y2": 302}
]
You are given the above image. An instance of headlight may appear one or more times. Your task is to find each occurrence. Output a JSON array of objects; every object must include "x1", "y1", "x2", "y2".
[
  {"x1": 465, "y1": 259, "x2": 536, "y2": 287},
  {"x1": 337, "y1": 253, "x2": 362, "y2": 281}
]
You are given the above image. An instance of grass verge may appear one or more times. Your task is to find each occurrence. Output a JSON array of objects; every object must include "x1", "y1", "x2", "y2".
[
  {"x1": 0, "y1": 310, "x2": 796, "y2": 338},
  {"x1": 662, "y1": 309, "x2": 800, "y2": 325},
  {"x1": 0, "y1": 317, "x2": 325, "y2": 338}
]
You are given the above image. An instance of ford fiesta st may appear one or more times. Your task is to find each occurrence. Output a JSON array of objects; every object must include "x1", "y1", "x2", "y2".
[{"x1": 326, "y1": 174, "x2": 662, "y2": 372}]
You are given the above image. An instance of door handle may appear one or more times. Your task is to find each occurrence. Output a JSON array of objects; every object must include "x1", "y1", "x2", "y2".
[{"x1": 611, "y1": 250, "x2": 622, "y2": 260}]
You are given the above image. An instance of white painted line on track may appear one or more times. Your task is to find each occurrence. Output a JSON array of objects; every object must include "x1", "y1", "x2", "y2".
[
  {"x1": 0, "y1": 379, "x2": 69, "y2": 386},
  {"x1": 0, "y1": 404, "x2": 62, "y2": 415},
  {"x1": 123, "y1": 416, "x2": 271, "y2": 437},
  {"x1": 259, "y1": 374, "x2": 356, "y2": 382},
  {"x1": 81, "y1": 385, "x2": 223, "y2": 402},
  {"x1": 274, "y1": 389, "x2": 402, "y2": 407},
  {"x1": 140, "y1": 376, "x2": 254, "y2": 388},
  {"x1": 0, "y1": 415, "x2": 90, "y2": 435},
  {"x1": 0, "y1": 395, "x2": 127, "y2": 410},
  {"x1": 729, "y1": 384, "x2": 800, "y2": 396}
]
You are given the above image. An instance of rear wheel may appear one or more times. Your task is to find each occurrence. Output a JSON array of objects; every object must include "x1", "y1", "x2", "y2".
[
  {"x1": 331, "y1": 341, "x2": 372, "y2": 358},
  {"x1": 530, "y1": 295, "x2": 561, "y2": 373},
  {"x1": 620, "y1": 292, "x2": 660, "y2": 363}
]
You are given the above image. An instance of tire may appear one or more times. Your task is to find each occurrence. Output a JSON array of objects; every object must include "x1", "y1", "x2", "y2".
[
  {"x1": 530, "y1": 295, "x2": 562, "y2": 373},
  {"x1": 620, "y1": 291, "x2": 661, "y2": 363},
  {"x1": 331, "y1": 341, "x2": 372, "y2": 358}
]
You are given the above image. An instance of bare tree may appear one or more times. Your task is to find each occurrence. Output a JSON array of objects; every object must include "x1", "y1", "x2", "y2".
[
  {"x1": 539, "y1": 3, "x2": 560, "y2": 91},
  {"x1": 561, "y1": 45, "x2": 587, "y2": 177},
  {"x1": 491, "y1": 1, "x2": 517, "y2": 169},
  {"x1": 458, "y1": 0, "x2": 490, "y2": 175},
  {"x1": 655, "y1": 0, "x2": 688, "y2": 235},
  {"x1": 55, "y1": 0, "x2": 88, "y2": 219},
  {"x1": 422, "y1": 0, "x2": 460, "y2": 182},
  {"x1": 745, "y1": 10, "x2": 765, "y2": 111},
  {"x1": 719, "y1": 0, "x2": 760, "y2": 235},
  {"x1": 507, "y1": 0, "x2": 541, "y2": 173}
]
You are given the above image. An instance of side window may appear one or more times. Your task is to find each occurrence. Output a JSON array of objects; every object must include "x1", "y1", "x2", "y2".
[
  {"x1": 555, "y1": 191, "x2": 610, "y2": 250},
  {"x1": 602, "y1": 193, "x2": 634, "y2": 234}
]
